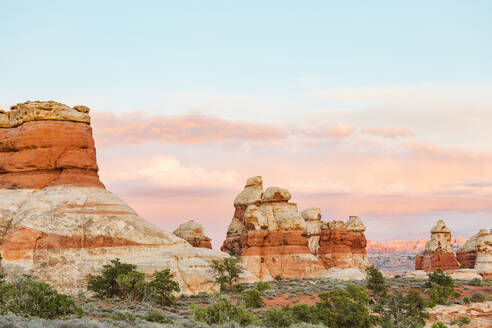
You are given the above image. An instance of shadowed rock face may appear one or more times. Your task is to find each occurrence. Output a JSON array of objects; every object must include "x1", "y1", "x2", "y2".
[
  {"x1": 0, "y1": 101, "x2": 257, "y2": 294},
  {"x1": 221, "y1": 176, "x2": 369, "y2": 280},
  {"x1": 415, "y1": 220, "x2": 460, "y2": 272}
]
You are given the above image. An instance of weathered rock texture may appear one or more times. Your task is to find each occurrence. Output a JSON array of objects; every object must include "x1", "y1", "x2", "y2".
[
  {"x1": 0, "y1": 101, "x2": 257, "y2": 295},
  {"x1": 173, "y1": 220, "x2": 212, "y2": 249},
  {"x1": 0, "y1": 101, "x2": 103, "y2": 189},
  {"x1": 221, "y1": 176, "x2": 369, "y2": 280},
  {"x1": 457, "y1": 229, "x2": 492, "y2": 279},
  {"x1": 317, "y1": 216, "x2": 369, "y2": 271},
  {"x1": 415, "y1": 220, "x2": 460, "y2": 272}
]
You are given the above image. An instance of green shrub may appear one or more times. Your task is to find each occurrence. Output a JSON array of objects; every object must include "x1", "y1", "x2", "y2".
[
  {"x1": 450, "y1": 315, "x2": 471, "y2": 327},
  {"x1": 366, "y1": 266, "x2": 387, "y2": 295},
  {"x1": 275, "y1": 275, "x2": 283, "y2": 281},
  {"x1": 467, "y1": 278, "x2": 482, "y2": 286},
  {"x1": 142, "y1": 310, "x2": 174, "y2": 324},
  {"x1": 470, "y1": 292, "x2": 485, "y2": 302},
  {"x1": 191, "y1": 299, "x2": 258, "y2": 326},
  {"x1": 108, "y1": 311, "x2": 135, "y2": 322},
  {"x1": 87, "y1": 258, "x2": 138, "y2": 298},
  {"x1": 314, "y1": 284, "x2": 379, "y2": 328},
  {"x1": 116, "y1": 270, "x2": 148, "y2": 301},
  {"x1": 431, "y1": 322, "x2": 448, "y2": 328},
  {"x1": 149, "y1": 268, "x2": 180, "y2": 306},
  {"x1": 256, "y1": 281, "x2": 272, "y2": 292},
  {"x1": 379, "y1": 290, "x2": 429, "y2": 328},
  {"x1": 263, "y1": 307, "x2": 295, "y2": 328},
  {"x1": 426, "y1": 269, "x2": 454, "y2": 288},
  {"x1": 0, "y1": 275, "x2": 82, "y2": 319},
  {"x1": 425, "y1": 269, "x2": 457, "y2": 305},
  {"x1": 208, "y1": 256, "x2": 244, "y2": 291},
  {"x1": 462, "y1": 296, "x2": 471, "y2": 304},
  {"x1": 289, "y1": 304, "x2": 316, "y2": 324},
  {"x1": 243, "y1": 289, "x2": 264, "y2": 308}
]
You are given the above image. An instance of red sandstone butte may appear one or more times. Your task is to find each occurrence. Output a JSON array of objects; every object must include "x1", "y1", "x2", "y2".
[
  {"x1": 415, "y1": 220, "x2": 460, "y2": 271},
  {"x1": 0, "y1": 101, "x2": 104, "y2": 189}
]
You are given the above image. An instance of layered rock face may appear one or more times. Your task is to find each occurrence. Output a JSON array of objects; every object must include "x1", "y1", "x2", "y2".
[
  {"x1": 415, "y1": 220, "x2": 460, "y2": 272},
  {"x1": 457, "y1": 229, "x2": 492, "y2": 279},
  {"x1": 173, "y1": 220, "x2": 212, "y2": 249},
  {"x1": 0, "y1": 101, "x2": 103, "y2": 189},
  {"x1": 0, "y1": 101, "x2": 256, "y2": 294},
  {"x1": 317, "y1": 216, "x2": 369, "y2": 271},
  {"x1": 221, "y1": 177, "x2": 326, "y2": 280},
  {"x1": 221, "y1": 176, "x2": 369, "y2": 280}
]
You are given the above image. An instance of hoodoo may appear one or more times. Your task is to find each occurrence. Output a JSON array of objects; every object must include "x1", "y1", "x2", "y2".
[
  {"x1": 221, "y1": 176, "x2": 370, "y2": 280},
  {"x1": 0, "y1": 101, "x2": 256, "y2": 294},
  {"x1": 415, "y1": 220, "x2": 460, "y2": 272},
  {"x1": 456, "y1": 229, "x2": 492, "y2": 279},
  {"x1": 173, "y1": 220, "x2": 212, "y2": 249}
]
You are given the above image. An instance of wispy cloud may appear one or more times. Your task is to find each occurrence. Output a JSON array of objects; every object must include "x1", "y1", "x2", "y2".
[
  {"x1": 362, "y1": 127, "x2": 414, "y2": 139},
  {"x1": 92, "y1": 111, "x2": 286, "y2": 146}
]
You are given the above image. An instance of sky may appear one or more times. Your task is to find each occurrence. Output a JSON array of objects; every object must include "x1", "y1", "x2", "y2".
[{"x1": 1, "y1": 1, "x2": 491, "y2": 248}]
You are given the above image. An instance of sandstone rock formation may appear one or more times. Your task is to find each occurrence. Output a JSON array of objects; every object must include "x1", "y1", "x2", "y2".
[
  {"x1": 457, "y1": 229, "x2": 492, "y2": 279},
  {"x1": 317, "y1": 216, "x2": 369, "y2": 271},
  {"x1": 0, "y1": 101, "x2": 103, "y2": 189},
  {"x1": 221, "y1": 177, "x2": 326, "y2": 280},
  {"x1": 221, "y1": 176, "x2": 369, "y2": 280},
  {"x1": 415, "y1": 220, "x2": 460, "y2": 272},
  {"x1": 173, "y1": 220, "x2": 212, "y2": 249},
  {"x1": 0, "y1": 101, "x2": 257, "y2": 295}
]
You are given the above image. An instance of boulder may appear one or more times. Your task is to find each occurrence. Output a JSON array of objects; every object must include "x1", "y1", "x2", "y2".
[
  {"x1": 0, "y1": 101, "x2": 257, "y2": 295},
  {"x1": 173, "y1": 220, "x2": 212, "y2": 249},
  {"x1": 415, "y1": 220, "x2": 460, "y2": 272},
  {"x1": 405, "y1": 270, "x2": 428, "y2": 279},
  {"x1": 448, "y1": 269, "x2": 482, "y2": 281}
]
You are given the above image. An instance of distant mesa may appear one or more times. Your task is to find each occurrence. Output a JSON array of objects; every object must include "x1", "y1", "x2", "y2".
[
  {"x1": 0, "y1": 100, "x2": 258, "y2": 295},
  {"x1": 221, "y1": 176, "x2": 369, "y2": 280},
  {"x1": 173, "y1": 220, "x2": 212, "y2": 249}
]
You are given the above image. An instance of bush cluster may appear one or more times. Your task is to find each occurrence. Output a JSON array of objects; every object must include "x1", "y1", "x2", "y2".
[
  {"x1": 425, "y1": 269, "x2": 458, "y2": 305},
  {"x1": 87, "y1": 258, "x2": 179, "y2": 306},
  {"x1": 192, "y1": 284, "x2": 379, "y2": 328},
  {"x1": 366, "y1": 266, "x2": 430, "y2": 328},
  {"x1": 190, "y1": 299, "x2": 259, "y2": 326},
  {"x1": 0, "y1": 275, "x2": 82, "y2": 319}
]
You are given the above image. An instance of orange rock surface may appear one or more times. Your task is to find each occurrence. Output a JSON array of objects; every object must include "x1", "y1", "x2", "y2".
[{"x1": 0, "y1": 119, "x2": 104, "y2": 189}]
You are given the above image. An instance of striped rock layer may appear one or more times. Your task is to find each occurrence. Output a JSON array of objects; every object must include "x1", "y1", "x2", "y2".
[
  {"x1": 0, "y1": 101, "x2": 257, "y2": 294},
  {"x1": 220, "y1": 176, "x2": 369, "y2": 280}
]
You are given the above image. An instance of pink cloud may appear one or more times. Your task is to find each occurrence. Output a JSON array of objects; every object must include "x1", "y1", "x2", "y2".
[
  {"x1": 92, "y1": 111, "x2": 286, "y2": 146},
  {"x1": 362, "y1": 127, "x2": 414, "y2": 139}
]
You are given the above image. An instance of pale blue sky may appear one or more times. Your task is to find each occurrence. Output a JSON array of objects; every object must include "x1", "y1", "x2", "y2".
[
  {"x1": 1, "y1": 1, "x2": 491, "y2": 117},
  {"x1": 2, "y1": 1, "x2": 492, "y2": 242}
]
